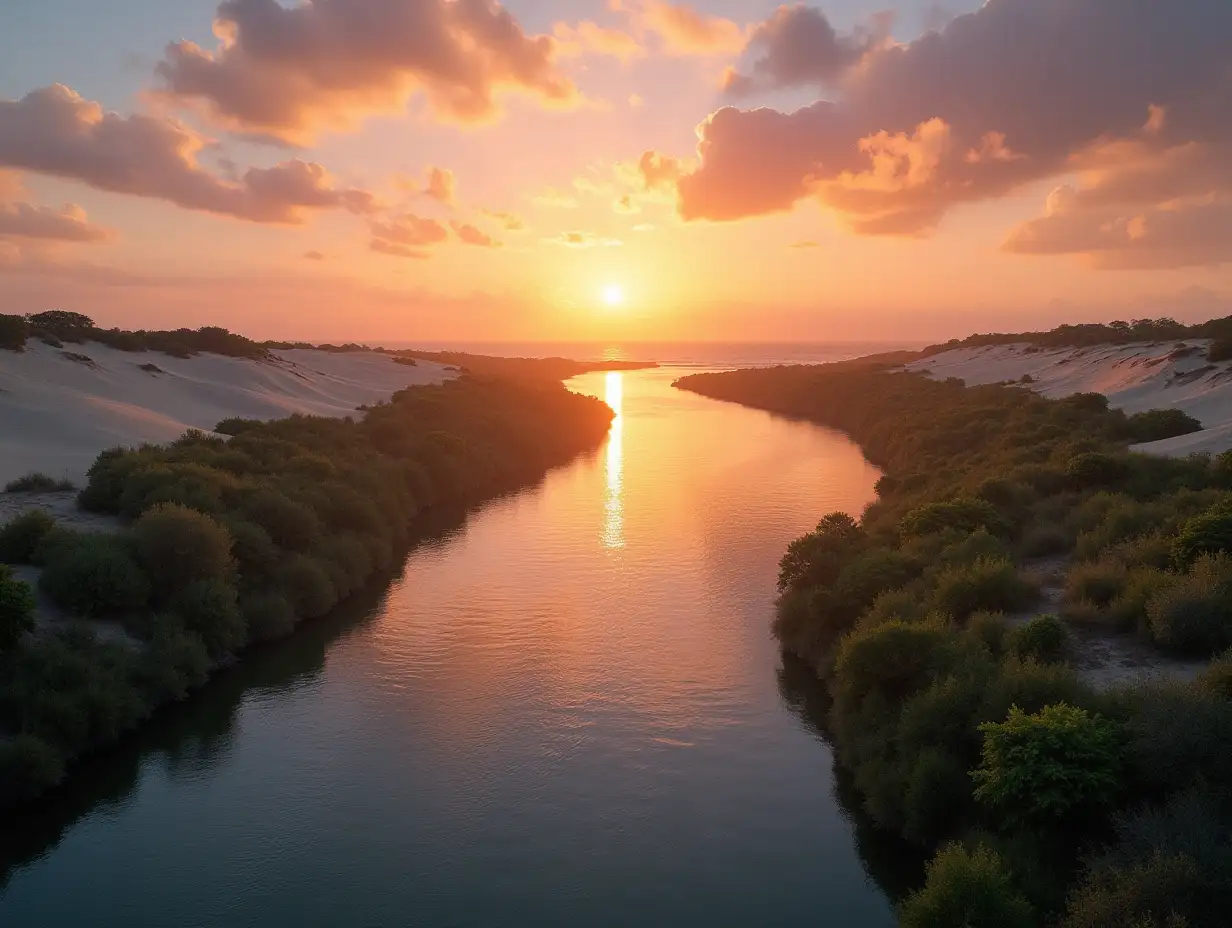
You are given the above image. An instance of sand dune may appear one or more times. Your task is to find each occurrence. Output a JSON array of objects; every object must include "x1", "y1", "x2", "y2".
[
  {"x1": 906, "y1": 340, "x2": 1232, "y2": 456},
  {"x1": 0, "y1": 342, "x2": 453, "y2": 485}
]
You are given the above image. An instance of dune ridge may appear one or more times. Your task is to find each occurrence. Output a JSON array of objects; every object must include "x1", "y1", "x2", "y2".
[
  {"x1": 907, "y1": 340, "x2": 1232, "y2": 456},
  {"x1": 0, "y1": 341, "x2": 453, "y2": 485}
]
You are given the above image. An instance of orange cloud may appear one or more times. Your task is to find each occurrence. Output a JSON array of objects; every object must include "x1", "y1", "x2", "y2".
[
  {"x1": 424, "y1": 167, "x2": 456, "y2": 205},
  {"x1": 611, "y1": 0, "x2": 744, "y2": 55},
  {"x1": 370, "y1": 212, "x2": 449, "y2": 258},
  {"x1": 551, "y1": 231, "x2": 623, "y2": 248},
  {"x1": 480, "y1": 209, "x2": 526, "y2": 231},
  {"x1": 155, "y1": 0, "x2": 580, "y2": 144},
  {"x1": 553, "y1": 21, "x2": 645, "y2": 61},
  {"x1": 0, "y1": 85, "x2": 378, "y2": 224},
  {"x1": 665, "y1": 0, "x2": 1232, "y2": 255},
  {"x1": 451, "y1": 220, "x2": 500, "y2": 247},
  {"x1": 0, "y1": 201, "x2": 112, "y2": 244}
]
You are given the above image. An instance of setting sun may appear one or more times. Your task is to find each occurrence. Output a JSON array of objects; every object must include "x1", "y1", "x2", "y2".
[{"x1": 602, "y1": 284, "x2": 624, "y2": 307}]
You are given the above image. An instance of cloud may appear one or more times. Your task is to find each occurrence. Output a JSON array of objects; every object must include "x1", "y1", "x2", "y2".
[
  {"x1": 550, "y1": 231, "x2": 623, "y2": 248},
  {"x1": 632, "y1": 222, "x2": 655, "y2": 232},
  {"x1": 665, "y1": 0, "x2": 1232, "y2": 263},
  {"x1": 155, "y1": 0, "x2": 580, "y2": 144},
  {"x1": 303, "y1": 249, "x2": 326, "y2": 261},
  {"x1": 424, "y1": 167, "x2": 456, "y2": 205},
  {"x1": 0, "y1": 85, "x2": 379, "y2": 223},
  {"x1": 480, "y1": 208, "x2": 525, "y2": 231},
  {"x1": 554, "y1": 21, "x2": 645, "y2": 61},
  {"x1": 721, "y1": 5, "x2": 887, "y2": 98},
  {"x1": 370, "y1": 211, "x2": 448, "y2": 258},
  {"x1": 612, "y1": 0, "x2": 745, "y2": 55},
  {"x1": 532, "y1": 188, "x2": 580, "y2": 209},
  {"x1": 451, "y1": 220, "x2": 499, "y2": 247},
  {"x1": 613, "y1": 194, "x2": 641, "y2": 214},
  {"x1": 0, "y1": 201, "x2": 112, "y2": 243}
]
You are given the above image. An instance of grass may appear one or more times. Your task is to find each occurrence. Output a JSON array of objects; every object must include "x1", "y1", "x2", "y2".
[{"x1": 4, "y1": 472, "x2": 75, "y2": 493}]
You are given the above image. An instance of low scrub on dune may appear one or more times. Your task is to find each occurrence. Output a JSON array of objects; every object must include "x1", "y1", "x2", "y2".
[{"x1": 0, "y1": 375, "x2": 614, "y2": 806}]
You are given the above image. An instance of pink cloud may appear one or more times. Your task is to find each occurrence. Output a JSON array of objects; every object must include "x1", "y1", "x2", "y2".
[
  {"x1": 451, "y1": 220, "x2": 499, "y2": 247},
  {"x1": 0, "y1": 201, "x2": 112, "y2": 244}
]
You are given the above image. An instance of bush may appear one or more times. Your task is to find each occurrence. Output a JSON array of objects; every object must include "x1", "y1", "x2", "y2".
[
  {"x1": 131, "y1": 503, "x2": 235, "y2": 600},
  {"x1": 899, "y1": 843, "x2": 1035, "y2": 928},
  {"x1": 1062, "y1": 852, "x2": 1205, "y2": 928},
  {"x1": 1067, "y1": 452, "x2": 1131, "y2": 488},
  {"x1": 0, "y1": 509, "x2": 58, "y2": 563},
  {"x1": 859, "y1": 587, "x2": 931, "y2": 629},
  {"x1": 902, "y1": 498, "x2": 1009, "y2": 538},
  {"x1": 0, "y1": 313, "x2": 28, "y2": 351},
  {"x1": 1207, "y1": 339, "x2": 1232, "y2": 363},
  {"x1": 904, "y1": 749, "x2": 976, "y2": 845},
  {"x1": 38, "y1": 534, "x2": 149, "y2": 617},
  {"x1": 224, "y1": 518, "x2": 281, "y2": 587},
  {"x1": 276, "y1": 554, "x2": 338, "y2": 619},
  {"x1": 1124, "y1": 409, "x2": 1203, "y2": 444},
  {"x1": 240, "y1": 489, "x2": 321, "y2": 551},
  {"x1": 777, "y1": 512, "x2": 865, "y2": 592},
  {"x1": 1009, "y1": 615, "x2": 1068, "y2": 664},
  {"x1": 973, "y1": 703, "x2": 1122, "y2": 825},
  {"x1": 4, "y1": 472, "x2": 74, "y2": 493},
  {"x1": 834, "y1": 619, "x2": 951, "y2": 707},
  {"x1": 135, "y1": 619, "x2": 212, "y2": 701},
  {"x1": 168, "y1": 580, "x2": 245, "y2": 658},
  {"x1": 968, "y1": 611, "x2": 1009, "y2": 655},
  {"x1": 933, "y1": 558, "x2": 1036, "y2": 621},
  {"x1": 1145, "y1": 562, "x2": 1232, "y2": 658},
  {"x1": 242, "y1": 592, "x2": 296, "y2": 642},
  {"x1": 1196, "y1": 651, "x2": 1232, "y2": 699},
  {"x1": 1019, "y1": 522, "x2": 1071, "y2": 558},
  {"x1": 1065, "y1": 559, "x2": 1129, "y2": 608},
  {"x1": 1174, "y1": 504, "x2": 1232, "y2": 567},
  {"x1": 0, "y1": 565, "x2": 37, "y2": 651},
  {"x1": 0, "y1": 735, "x2": 65, "y2": 802}
]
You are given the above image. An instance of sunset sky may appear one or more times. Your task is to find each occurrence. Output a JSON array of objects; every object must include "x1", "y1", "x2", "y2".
[{"x1": 0, "y1": 0, "x2": 1229, "y2": 343}]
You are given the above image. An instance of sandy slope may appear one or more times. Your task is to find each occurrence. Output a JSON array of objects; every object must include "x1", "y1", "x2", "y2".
[
  {"x1": 905, "y1": 340, "x2": 1232, "y2": 455},
  {"x1": 0, "y1": 342, "x2": 453, "y2": 485}
]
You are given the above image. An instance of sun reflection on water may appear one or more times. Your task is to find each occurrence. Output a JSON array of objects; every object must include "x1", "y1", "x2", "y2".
[{"x1": 603, "y1": 371, "x2": 624, "y2": 549}]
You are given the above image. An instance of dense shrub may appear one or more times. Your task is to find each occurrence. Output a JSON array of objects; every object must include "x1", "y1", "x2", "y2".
[
  {"x1": 0, "y1": 735, "x2": 64, "y2": 802},
  {"x1": 902, "y1": 498, "x2": 1008, "y2": 538},
  {"x1": 1067, "y1": 452, "x2": 1131, "y2": 489},
  {"x1": 168, "y1": 580, "x2": 245, "y2": 658},
  {"x1": 1145, "y1": 560, "x2": 1232, "y2": 658},
  {"x1": 1174, "y1": 504, "x2": 1232, "y2": 566},
  {"x1": 1207, "y1": 339, "x2": 1232, "y2": 363},
  {"x1": 135, "y1": 620, "x2": 212, "y2": 701},
  {"x1": 4, "y1": 472, "x2": 74, "y2": 493},
  {"x1": 277, "y1": 554, "x2": 338, "y2": 620},
  {"x1": 777, "y1": 512, "x2": 864, "y2": 592},
  {"x1": 1008, "y1": 614, "x2": 1068, "y2": 663},
  {"x1": 1124, "y1": 409, "x2": 1203, "y2": 444},
  {"x1": 973, "y1": 704, "x2": 1122, "y2": 825},
  {"x1": 932, "y1": 558, "x2": 1036, "y2": 621},
  {"x1": 242, "y1": 593, "x2": 297, "y2": 643},
  {"x1": 38, "y1": 534, "x2": 149, "y2": 617},
  {"x1": 0, "y1": 509, "x2": 58, "y2": 563},
  {"x1": 0, "y1": 565, "x2": 37, "y2": 651},
  {"x1": 1065, "y1": 559, "x2": 1129, "y2": 608},
  {"x1": 899, "y1": 843, "x2": 1035, "y2": 928},
  {"x1": 1062, "y1": 853, "x2": 1205, "y2": 928},
  {"x1": 131, "y1": 503, "x2": 235, "y2": 600},
  {"x1": 1019, "y1": 522, "x2": 1071, "y2": 557},
  {"x1": 240, "y1": 489, "x2": 321, "y2": 550},
  {"x1": 1196, "y1": 651, "x2": 1232, "y2": 699},
  {"x1": 0, "y1": 313, "x2": 29, "y2": 350}
]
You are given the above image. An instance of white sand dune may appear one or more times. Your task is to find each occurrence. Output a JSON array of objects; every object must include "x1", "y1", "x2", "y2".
[
  {"x1": 0, "y1": 342, "x2": 453, "y2": 485},
  {"x1": 905, "y1": 340, "x2": 1232, "y2": 456}
]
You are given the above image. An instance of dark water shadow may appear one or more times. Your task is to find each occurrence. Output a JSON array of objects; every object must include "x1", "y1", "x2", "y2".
[
  {"x1": 0, "y1": 485, "x2": 542, "y2": 890},
  {"x1": 775, "y1": 651, "x2": 929, "y2": 906}
]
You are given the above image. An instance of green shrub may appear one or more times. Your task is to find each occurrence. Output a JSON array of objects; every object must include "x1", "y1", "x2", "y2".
[
  {"x1": 1062, "y1": 853, "x2": 1204, "y2": 928},
  {"x1": 859, "y1": 587, "x2": 931, "y2": 629},
  {"x1": 981, "y1": 659, "x2": 1096, "y2": 727},
  {"x1": 1145, "y1": 562, "x2": 1232, "y2": 658},
  {"x1": 1105, "y1": 567, "x2": 1176, "y2": 632},
  {"x1": 899, "y1": 843, "x2": 1035, "y2": 928},
  {"x1": 0, "y1": 564, "x2": 37, "y2": 651},
  {"x1": 933, "y1": 558, "x2": 1036, "y2": 621},
  {"x1": 834, "y1": 619, "x2": 951, "y2": 707},
  {"x1": 38, "y1": 534, "x2": 149, "y2": 617},
  {"x1": 935, "y1": 530, "x2": 1012, "y2": 570},
  {"x1": 1207, "y1": 339, "x2": 1232, "y2": 363},
  {"x1": 240, "y1": 489, "x2": 321, "y2": 550},
  {"x1": 0, "y1": 313, "x2": 29, "y2": 351},
  {"x1": 967, "y1": 611, "x2": 1009, "y2": 655},
  {"x1": 1174, "y1": 504, "x2": 1232, "y2": 566},
  {"x1": 131, "y1": 503, "x2": 235, "y2": 600},
  {"x1": 1067, "y1": 452, "x2": 1131, "y2": 489},
  {"x1": 1065, "y1": 559, "x2": 1129, "y2": 608},
  {"x1": 276, "y1": 553, "x2": 338, "y2": 619},
  {"x1": 973, "y1": 703, "x2": 1122, "y2": 825},
  {"x1": 902, "y1": 498, "x2": 1009, "y2": 538},
  {"x1": 0, "y1": 509, "x2": 58, "y2": 563},
  {"x1": 904, "y1": 749, "x2": 973, "y2": 845},
  {"x1": 4, "y1": 472, "x2": 74, "y2": 493},
  {"x1": 168, "y1": 580, "x2": 245, "y2": 658},
  {"x1": 223, "y1": 518, "x2": 281, "y2": 587},
  {"x1": 242, "y1": 593, "x2": 297, "y2": 642},
  {"x1": 0, "y1": 735, "x2": 65, "y2": 802},
  {"x1": 1124, "y1": 409, "x2": 1203, "y2": 444},
  {"x1": 1196, "y1": 651, "x2": 1232, "y2": 699},
  {"x1": 135, "y1": 619, "x2": 212, "y2": 701},
  {"x1": 777, "y1": 512, "x2": 865, "y2": 592},
  {"x1": 1009, "y1": 615, "x2": 1068, "y2": 664}
]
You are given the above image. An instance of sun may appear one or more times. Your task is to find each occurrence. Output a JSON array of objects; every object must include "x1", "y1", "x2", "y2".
[{"x1": 602, "y1": 284, "x2": 624, "y2": 307}]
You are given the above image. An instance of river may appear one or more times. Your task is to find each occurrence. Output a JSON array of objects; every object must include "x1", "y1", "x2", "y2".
[{"x1": 0, "y1": 367, "x2": 895, "y2": 927}]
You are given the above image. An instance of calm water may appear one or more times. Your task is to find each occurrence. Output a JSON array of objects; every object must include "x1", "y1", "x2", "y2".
[{"x1": 0, "y1": 368, "x2": 895, "y2": 927}]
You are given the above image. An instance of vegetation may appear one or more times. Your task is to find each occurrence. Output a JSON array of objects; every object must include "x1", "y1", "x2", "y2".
[
  {"x1": 0, "y1": 374, "x2": 613, "y2": 806},
  {"x1": 0, "y1": 566, "x2": 36, "y2": 652},
  {"x1": 0, "y1": 313, "x2": 28, "y2": 351},
  {"x1": 922, "y1": 315, "x2": 1232, "y2": 352},
  {"x1": 676, "y1": 361, "x2": 1232, "y2": 925},
  {"x1": 4, "y1": 472, "x2": 75, "y2": 493}
]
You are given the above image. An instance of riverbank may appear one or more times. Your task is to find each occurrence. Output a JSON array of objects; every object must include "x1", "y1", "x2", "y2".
[
  {"x1": 0, "y1": 374, "x2": 615, "y2": 807},
  {"x1": 675, "y1": 362, "x2": 1232, "y2": 927}
]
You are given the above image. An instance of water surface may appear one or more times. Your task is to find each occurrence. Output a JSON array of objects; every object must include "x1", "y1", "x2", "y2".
[{"x1": 1, "y1": 368, "x2": 893, "y2": 927}]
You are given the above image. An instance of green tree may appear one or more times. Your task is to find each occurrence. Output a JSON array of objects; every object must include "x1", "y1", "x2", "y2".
[
  {"x1": 973, "y1": 703, "x2": 1121, "y2": 825},
  {"x1": 0, "y1": 564, "x2": 37, "y2": 651},
  {"x1": 899, "y1": 843, "x2": 1035, "y2": 928},
  {"x1": 131, "y1": 503, "x2": 235, "y2": 600}
]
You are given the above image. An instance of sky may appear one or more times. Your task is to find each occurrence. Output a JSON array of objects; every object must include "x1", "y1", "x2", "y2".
[{"x1": 0, "y1": 0, "x2": 1230, "y2": 344}]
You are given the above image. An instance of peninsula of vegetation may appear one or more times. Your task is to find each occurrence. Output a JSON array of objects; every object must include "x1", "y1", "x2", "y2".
[
  {"x1": 0, "y1": 311, "x2": 615, "y2": 807},
  {"x1": 676, "y1": 317, "x2": 1232, "y2": 928}
]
